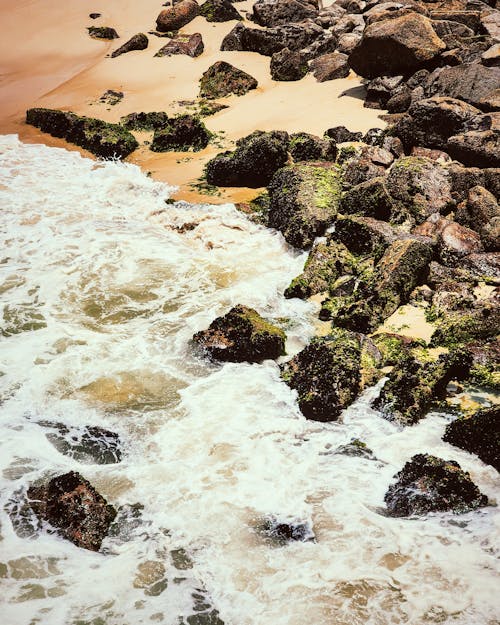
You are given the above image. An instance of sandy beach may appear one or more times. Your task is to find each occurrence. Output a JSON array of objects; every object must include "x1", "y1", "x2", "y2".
[{"x1": 0, "y1": 0, "x2": 384, "y2": 203}]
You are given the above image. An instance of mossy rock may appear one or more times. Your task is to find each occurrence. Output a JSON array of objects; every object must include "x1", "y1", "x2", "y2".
[
  {"x1": 385, "y1": 454, "x2": 488, "y2": 516},
  {"x1": 26, "y1": 108, "x2": 138, "y2": 159},
  {"x1": 150, "y1": 115, "x2": 211, "y2": 152},
  {"x1": 289, "y1": 132, "x2": 337, "y2": 163},
  {"x1": 430, "y1": 301, "x2": 500, "y2": 347},
  {"x1": 88, "y1": 26, "x2": 119, "y2": 39},
  {"x1": 281, "y1": 328, "x2": 362, "y2": 421},
  {"x1": 443, "y1": 406, "x2": 499, "y2": 472},
  {"x1": 267, "y1": 162, "x2": 343, "y2": 250},
  {"x1": 192, "y1": 304, "x2": 286, "y2": 363},
  {"x1": 120, "y1": 111, "x2": 170, "y2": 131},
  {"x1": 372, "y1": 333, "x2": 425, "y2": 367},
  {"x1": 339, "y1": 177, "x2": 395, "y2": 223},
  {"x1": 235, "y1": 192, "x2": 270, "y2": 225},
  {"x1": 199, "y1": 0, "x2": 242, "y2": 22},
  {"x1": 466, "y1": 339, "x2": 500, "y2": 391},
  {"x1": 199, "y1": 61, "x2": 257, "y2": 99}
]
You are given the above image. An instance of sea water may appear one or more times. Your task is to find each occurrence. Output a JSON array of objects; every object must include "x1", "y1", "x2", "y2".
[{"x1": 0, "y1": 135, "x2": 498, "y2": 625}]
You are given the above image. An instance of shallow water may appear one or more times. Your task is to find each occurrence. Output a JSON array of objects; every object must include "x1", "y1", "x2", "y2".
[{"x1": 0, "y1": 135, "x2": 498, "y2": 625}]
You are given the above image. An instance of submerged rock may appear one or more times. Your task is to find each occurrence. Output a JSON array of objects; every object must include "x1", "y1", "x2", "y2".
[
  {"x1": 27, "y1": 471, "x2": 117, "y2": 551},
  {"x1": 205, "y1": 130, "x2": 289, "y2": 187},
  {"x1": 26, "y1": 108, "x2": 138, "y2": 159},
  {"x1": 281, "y1": 329, "x2": 362, "y2": 421},
  {"x1": 443, "y1": 406, "x2": 500, "y2": 472},
  {"x1": 193, "y1": 305, "x2": 286, "y2": 363},
  {"x1": 156, "y1": 0, "x2": 200, "y2": 32},
  {"x1": 39, "y1": 422, "x2": 122, "y2": 464},
  {"x1": 267, "y1": 162, "x2": 343, "y2": 249},
  {"x1": 385, "y1": 454, "x2": 488, "y2": 516},
  {"x1": 111, "y1": 33, "x2": 148, "y2": 57},
  {"x1": 150, "y1": 115, "x2": 211, "y2": 152},
  {"x1": 255, "y1": 515, "x2": 315, "y2": 545},
  {"x1": 199, "y1": 61, "x2": 258, "y2": 98}
]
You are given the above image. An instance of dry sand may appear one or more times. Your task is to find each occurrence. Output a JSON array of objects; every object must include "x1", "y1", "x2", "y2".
[{"x1": 0, "y1": 0, "x2": 385, "y2": 203}]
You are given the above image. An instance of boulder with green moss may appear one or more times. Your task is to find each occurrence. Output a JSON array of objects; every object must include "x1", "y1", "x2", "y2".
[
  {"x1": 200, "y1": 0, "x2": 242, "y2": 22},
  {"x1": 374, "y1": 348, "x2": 472, "y2": 426},
  {"x1": 372, "y1": 333, "x2": 425, "y2": 367},
  {"x1": 26, "y1": 108, "x2": 138, "y2": 159},
  {"x1": 199, "y1": 61, "x2": 257, "y2": 99},
  {"x1": 339, "y1": 177, "x2": 395, "y2": 222},
  {"x1": 280, "y1": 329, "x2": 362, "y2": 421},
  {"x1": 205, "y1": 130, "x2": 289, "y2": 187},
  {"x1": 443, "y1": 406, "x2": 500, "y2": 472},
  {"x1": 333, "y1": 216, "x2": 401, "y2": 263},
  {"x1": 193, "y1": 305, "x2": 286, "y2": 363},
  {"x1": 267, "y1": 162, "x2": 343, "y2": 249},
  {"x1": 467, "y1": 339, "x2": 500, "y2": 391},
  {"x1": 342, "y1": 145, "x2": 394, "y2": 188},
  {"x1": 289, "y1": 132, "x2": 336, "y2": 163},
  {"x1": 385, "y1": 454, "x2": 488, "y2": 516},
  {"x1": 150, "y1": 115, "x2": 211, "y2": 152},
  {"x1": 88, "y1": 26, "x2": 119, "y2": 39},
  {"x1": 120, "y1": 111, "x2": 170, "y2": 131}
]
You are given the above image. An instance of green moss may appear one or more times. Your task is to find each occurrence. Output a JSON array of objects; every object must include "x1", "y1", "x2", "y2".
[
  {"x1": 309, "y1": 165, "x2": 343, "y2": 211},
  {"x1": 469, "y1": 364, "x2": 500, "y2": 390},
  {"x1": 336, "y1": 145, "x2": 359, "y2": 165}
]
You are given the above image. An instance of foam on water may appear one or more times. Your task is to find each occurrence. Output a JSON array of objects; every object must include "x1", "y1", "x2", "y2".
[{"x1": 0, "y1": 135, "x2": 498, "y2": 625}]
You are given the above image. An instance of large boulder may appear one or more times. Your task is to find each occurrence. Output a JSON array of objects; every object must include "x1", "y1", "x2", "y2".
[
  {"x1": 199, "y1": 0, "x2": 242, "y2": 22},
  {"x1": 27, "y1": 471, "x2": 117, "y2": 551},
  {"x1": 192, "y1": 305, "x2": 286, "y2": 362},
  {"x1": 309, "y1": 52, "x2": 350, "y2": 82},
  {"x1": 384, "y1": 454, "x2": 488, "y2": 516},
  {"x1": 447, "y1": 113, "x2": 500, "y2": 168},
  {"x1": 251, "y1": 0, "x2": 318, "y2": 27},
  {"x1": 199, "y1": 61, "x2": 258, "y2": 98},
  {"x1": 348, "y1": 12, "x2": 446, "y2": 79},
  {"x1": 281, "y1": 329, "x2": 362, "y2": 421},
  {"x1": 289, "y1": 132, "x2": 336, "y2": 162},
  {"x1": 111, "y1": 33, "x2": 148, "y2": 58},
  {"x1": 339, "y1": 177, "x2": 395, "y2": 222},
  {"x1": 374, "y1": 349, "x2": 471, "y2": 425},
  {"x1": 334, "y1": 215, "x2": 401, "y2": 263},
  {"x1": 26, "y1": 108, "x2": 138, "y2": 159},
  {"x1": 444, "y1": 406, "x2": 499, "y2": 472},
  {"x1": 270, "y1": 48, "x2": 309, "y2": 81},
  {"x1": 155, "y1": 33, "x2": 204, "y2": 57},
  {"x1": 150, "y1": 115, "x2": 211, "y2": 152},
  {"x1": 155, "y1": 0, "x2": 200, "y2": 32},
  {"x1": 267, "y1": 162, "x2": 343, "y2": 249},
  {"x1": 205, "y1": 130, "x2": 289, "y2": 187}
]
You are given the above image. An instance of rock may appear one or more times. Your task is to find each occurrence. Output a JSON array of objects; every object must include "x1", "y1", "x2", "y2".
[
  {"x1": 363, "y1": 128, "x2": 385, "y2": 147},
  {"x1": 384, "y1": 454, "x2": 488, "y2": 516},
  {"x1": 252, "y1": 0, "x2": 318, "y2": 27},
  {"x1": 394, "y1": 96, "x2": 482, "y2": 151},
  {"x1": 89, "y1": 13, "x2": 101, "y2": 19},
  {"x1": 482, "y1": 43, "x2": 500, "y2": 68},
  {"x1": 284, "y1": 238, "x2": 356, "y2": 298},
  {"x1": 267, "y1": 162, "x2": 343, "y2": 249},
  {"x1": 309, "y1": 52, "x2": 349, "y2": 82},
  {"x1": 324, "y1": 126, "x2": 362, "y2": 143},
  {"x1": 372, "y1": 332, "x2": 423, "y2": 367},
  {"x1": 375, "y1": 349, "x2": 472, "y2": 425},
  {"x1": 281, "y1": 329, "x2": 362, "y2": 421},
  {"x1": 335, "y1": 439, "x2": 375, "y2": 459},
  {"x1": 365, "y1": 75, "x2": 405, "y2": 109},
  {"x1": 438, "y1": 221, "x2": 484, "y2": 264},
  {"x1": 156, "y1": 0, "x2": 200, "y2": 32},
  {"x1": 150, "y1": 115, "x2": 211, "y2": 152},
  {"x1": 340, "y1": 177, "x2": 395, "y2": 222},
  {"x1": 200, "y1": 0, "x2": 242, "y2": 22},
  {"x1": 111, "y1": 33, "x2": 148, "y2": 57},
  {"x1": 88, "y1": 26, "x2": 119, "y2": 39},
  {"x1": 431, "y1": 19, "x2": 476, "y2": 49},
  {"x1": 337, "y1": 32, "x2": 362, "y2": 54},
  {"x1": 205, "y1": 130, "x2": 289, "y2": 187},
  {"x1": 447, "y1": 125, "x2": 500, "y2": 168},
  {"x1": 270, "y1": 48, "x2": 309, "y2": 81},
  {"x1": 121, "y1": 111, "x2": 170, "y2": 130},
  {"x1": 480, "y1": 9, "x2": 500, "y2": 41},
  {"x1": 192, "y1": 305, "x2": 286, "y2": 362},
  {"x1": 99, "y1": 89, "x2": 124, "y2": 105},
  {"x1": 467, "y1": 339, "x2": 500, "y2": 390},
  {"x1": 199, "y1": 61, "x2": 258, "y2": 98},
  {"x1": 256, "y1": 515, "x2": 315, "y2": 545},
  {"x1": 385, "y1": 156, "x2": 454, "y2": 225},
  {"x1": 27, "y1": 471, "x2": 117, "y2": 551},
  {"x1": 342, "y1": 145, "x2": 394, "y2": 187},
  {"x1": 427, "y1": 63, "x2": 500, "y2": 112},
  {"x1": 26, "y1": 108, "x2": 138, "y2": 159},
  {"x1": 444, "y1": 406, "x2": 499, "y2": 471},
  {"x1": 455, "y1": 185, "x2": 500, "y2": 250},
  {"x1": 334, "y1": 215, "x2": 400, "y2": 262},
  {"x1": 289, "y1": 132, "x2": 336, "y2": 162},
  {"x1": 348, "y1": 13, "x2": 446, "y2": 79},
  {"x1": 155, "y1": 33, "x2": 204, "y2": 57},
  {"x1": 39, "y1": 422, "x2": 122, "y2": 464},
  {"x1": 462, "y1": 252, "x2": 500, "y2": 279},
  {"x1": 410, "y1": 146, "x2": 452, "y2": 162}
]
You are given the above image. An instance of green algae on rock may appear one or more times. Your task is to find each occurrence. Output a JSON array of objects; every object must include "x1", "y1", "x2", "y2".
[
  {"x1": 193, "y1": 305, "x2": 286, "y2": 363},
  {"x1": 199, "y1": 0, "x2": 242, "y2": 22},
  {"x1": 26, "y1": 108, "x2": 138, "y2": 159},
  {"x1": 120, "y1": 111, "x2": 170, "y2": 131},
  {"x1": 150, "y1": 115, "x2": 212, "y2": 152},
  {"x1": 199, "y1": 61, "x2": 258, "y2": 99},
  {"x1": 289, "y1": 132, "x2": 337, "y2": 163}
]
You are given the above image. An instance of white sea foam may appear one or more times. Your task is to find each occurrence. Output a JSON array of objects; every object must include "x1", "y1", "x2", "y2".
[{"x1": 0, "y1": 135, "x2": 498, "y2": 625}]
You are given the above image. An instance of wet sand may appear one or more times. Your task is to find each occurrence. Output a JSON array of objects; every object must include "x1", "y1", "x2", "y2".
[{"x1": 0, "y1": 0, "x2": 385, "y2": 203}]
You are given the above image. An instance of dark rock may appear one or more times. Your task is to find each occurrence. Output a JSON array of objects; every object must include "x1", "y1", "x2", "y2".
[
  {"x1": 256, "y1": 515, "x2": 315, "y2": 545},
  {"x1": 156, "y1": 0, "x2": 200, "y2": 31},
  {"x1": 205, "y1": 130, "x2": 289, "y2": 187},
  {"x1": 88, "y1": 26, "x2": 119, "y2": 39},
  {"x1": 26, "y1": 108, "x2": 138, "y2": 159},
  {"x1": 334, "y1": 215, "x2": 400, "y2": 262},
  {"x1": 267, "y1": 162, "x2": 343, "y2": 249},
  {"x1": 281, "y1": 329, "x2": 363, "y2": 421},
  {"x1": 342, "y1": 145, "x2": 394, "y2": 187},
  {"x1": 431, "y1": 19, "x2": 476, "y2": 49},
  {"x1": 348, "y1": 13, "x2": 446, "y2": 79},
  {"x1": 384, "y1": 454, "x2": 488, "y2": 516},
  {"x1": 192, "y1": 305, "x2": 286, "y2": 362},
  {"x1": 467, "y1": 338, "x2": 500, "y2": 390},
  {"x1": 309, "y1": 52, "x2": 349, "y2": 82},
  {"x1": 39, "y1": 422, "x2": 122, "y2": 464},
  {"x1": 151, "y1": 115, "x2": 211, "y2": 152},
  {"x1": 444, "y1": 406, "x2": 499, "y2": 471},
  {"x1": 455, "y1": 185, "x2": 500, "y2": 251},
  {"x1": 199, "y1": 61, "x2": 258, "y2": 98},
  {"x1": 99, "y1": 89, "x2": 124, "y2": 105},
  {"x1": 365, "y1": 75, "x2": 404, "y2": 109},
  {"x1": 430, "y1": 9, "x2": 482, "y2": 32},
  {"x1": 447, "y1": 126, "x2": 500, "y2": 168},
  {"x1": 363, "y1": 128, "x2": 385, "y2": 146},
  {"x1": 121, "y1": 111, "x2": 170, "y2": 130},
  {"x1": 337, "y1": 32, "x2": 362, "y2": 55},
  {"x1": 200, "y1": 0, "x2": 242, "y2": 22},
  {"x1": 335, "y1": 439, "x2": 375, "y2": 459},
  {"x1": 375, "y1": 349, "x2": 472, "y2": 425},
  {"x1": 111, "y1": 33, "x2": 148, "y2": 57},
  {"x1": 271, "y1": 48, "x2": 309, "y2": 81},
  {"x1": 289, "y1": 132, "x2": 337, "y2": 162},
  {"x1": 155, "y1": 33, "x2": 204, "y2": 57},
  {"x1": 482, "y1": 43, "x2": 500, "y2": 67},
  {"x1": 324, "y1": 126, "x2": 362, "y2": 143},
  {"x1": 251, "y1": 0, "x2": 318, "y2": 27},
  {"x1": 27, "y1": 471, "x2": 117, "y2": 551},
  {"x1": 340, "y1": 177, "x2": 395, "y2": 222},
  {"x1": 89, "y1": 13, "x2": 101, "y2": 19}
]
